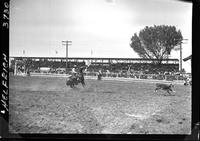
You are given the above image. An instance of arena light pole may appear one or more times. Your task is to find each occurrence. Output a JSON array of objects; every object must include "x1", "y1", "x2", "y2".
[
  {"x1": 62, "y1": 40, "x2": 72, "y2": 74},
  {"x1": 174, "y1": 39, "x2": 188, "y2": 73},
  {"x1": 23, "y1": 50, "x2": 26, "y2": 75},
  {"x1": 179, "y1": 39, "x2": 188, "y2": 73}
]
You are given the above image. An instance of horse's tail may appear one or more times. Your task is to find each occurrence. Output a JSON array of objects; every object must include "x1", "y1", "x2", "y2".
[{"x1": 77, "y1": 73, "x2": 85, "y2": 86}]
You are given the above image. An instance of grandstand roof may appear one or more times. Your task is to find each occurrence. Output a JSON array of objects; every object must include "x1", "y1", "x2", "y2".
[
  {"x1": 10, "y1": 56, "x2": 179, "y2": 61},
  {"x1": 183, "y1": 55, "x2": 192, "y2": 62}
]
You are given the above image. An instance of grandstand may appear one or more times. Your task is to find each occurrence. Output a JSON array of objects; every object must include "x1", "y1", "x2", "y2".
[{"x1": 9, "y1": 56, "x2": 179, "y2": 76}]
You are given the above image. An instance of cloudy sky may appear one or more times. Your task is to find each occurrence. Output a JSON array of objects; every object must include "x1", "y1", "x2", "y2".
[{"x1": 9, "y1": 0, "x2": 192, "y2": 72}]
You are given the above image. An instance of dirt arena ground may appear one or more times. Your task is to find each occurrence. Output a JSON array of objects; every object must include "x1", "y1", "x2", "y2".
[{"x1": 9, "y1": 75, "x2": 191, "y2": 134}]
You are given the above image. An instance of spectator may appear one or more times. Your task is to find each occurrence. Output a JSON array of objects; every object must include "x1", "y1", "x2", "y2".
[
  {"x1": 97, "y1": 69, "x2": 102, "y2": 80},
  {"x1": 106, "y1": 69, "x2": 110, "y2": 77}
]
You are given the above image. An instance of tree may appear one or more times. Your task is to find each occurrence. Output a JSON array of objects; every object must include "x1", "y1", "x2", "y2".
[
  {"x1": 130, "y1": 25, "x2": 183, "y2": 64},
  {"x1": 24, "y1": 58, "x2": 33, "y2": 72}
]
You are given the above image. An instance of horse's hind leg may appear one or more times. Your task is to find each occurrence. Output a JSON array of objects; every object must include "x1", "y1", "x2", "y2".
[
  {"x1": 81, "y1": 80, "x2": 85, "y2": 87},
  {"x1": 155, "y1": 87, "x2": 160, "y2": 92},
  {"x1": 70, "y1": 84, "x2": 73, "y2": 88},
  {"x1": 167, "y1": 90, "x2": 173, "y2": 95}
]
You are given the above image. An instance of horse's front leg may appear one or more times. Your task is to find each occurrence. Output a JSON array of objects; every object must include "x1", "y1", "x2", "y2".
[{"x1": 82, "y1": 82, "x2": 85, "y2": 87}]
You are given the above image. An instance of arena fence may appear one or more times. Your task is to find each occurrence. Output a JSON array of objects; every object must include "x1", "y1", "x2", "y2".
[
  {"x1": 84, "y1": 72, "x2": 187, "y2": 81},
  {"x1": 12, "y1": 71, "x2": 189, "y2": 83}
]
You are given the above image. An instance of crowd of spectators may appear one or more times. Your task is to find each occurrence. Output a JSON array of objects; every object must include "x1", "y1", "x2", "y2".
[
  {"x1": 10, "y1": 59, "x2": 190, "y2": 81},
  {"x1": 86, "y1": 63, "x2": 179, "y2": 75},
  {"x1": 10, "y1": 59, "x2": 180, "y2": 77}
]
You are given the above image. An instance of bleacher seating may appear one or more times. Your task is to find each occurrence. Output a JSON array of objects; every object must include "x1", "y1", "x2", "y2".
[{"x1": 10, "y1": 57, "x2": 180, "y2": 78}]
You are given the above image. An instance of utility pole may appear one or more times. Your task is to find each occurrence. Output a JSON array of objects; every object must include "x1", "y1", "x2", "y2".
[
  {"x1": 180, "y1": 42, "x2": 182, "y2": 72},
  {"x1": 62, "y1": 40, "x2": 72, "y2": 74},
  {"x1": 23, "y1": 50, "x2": 26, "y2": 74},
  {"x1": 179, "y1": 39, "x2": 188, "y2": 73}
]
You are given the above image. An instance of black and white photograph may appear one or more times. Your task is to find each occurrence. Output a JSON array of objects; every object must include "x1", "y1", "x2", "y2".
[{"x1": 8, "y1": 0, "x2": 193, "y2": 135}]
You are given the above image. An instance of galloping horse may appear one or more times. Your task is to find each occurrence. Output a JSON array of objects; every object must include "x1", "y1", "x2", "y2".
[
  {"x1": 66, "y1": 74, "x2": 85, "y2": 88},
  {"x1": 66, "y1": 66, "x2": 86, "y2": 88}
]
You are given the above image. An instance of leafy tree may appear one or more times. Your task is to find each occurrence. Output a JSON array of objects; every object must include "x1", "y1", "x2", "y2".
[
  {"x1": 130, "y1": 25, "x2": 183, "y2": 64},
  {"x1": 24, "y1": 58, "x2": 34, "y2": 71}
]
